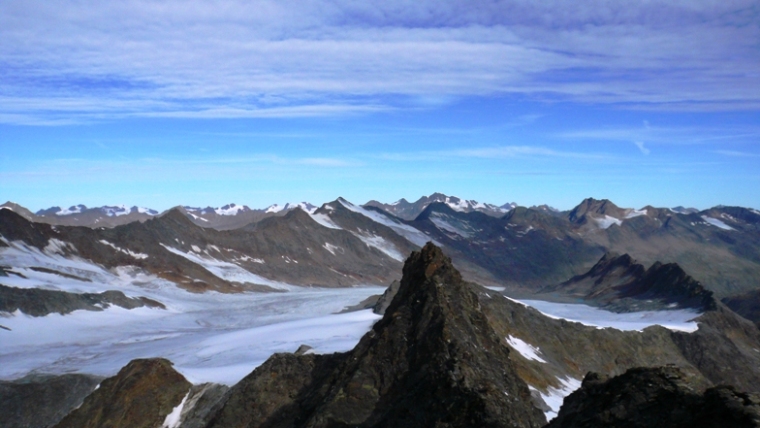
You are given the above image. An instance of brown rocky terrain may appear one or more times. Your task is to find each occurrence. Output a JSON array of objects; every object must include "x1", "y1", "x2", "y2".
[{"x1": 55, "y1": 358, "x2": 191, "y2": 428}]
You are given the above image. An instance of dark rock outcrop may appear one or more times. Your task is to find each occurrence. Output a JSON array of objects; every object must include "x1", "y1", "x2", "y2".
[
  {"x1": 547, "y1": 366, "x2": 760, "y2": 428},
  {"x1": 55, "y1": 358, "x2": 191, "y2": 428},
  {"x1": 0, "y1": 373, "x2": 102, "y2": 428},
  {"x1": 0, "y1": 284, "x2": 165, "y2": 316},
  {"x1": 541, "y1": 253, "x2": 716, "y2": 312},
  {"x1": 205, "y1": 243, "x2": 546, "y2": 428}
]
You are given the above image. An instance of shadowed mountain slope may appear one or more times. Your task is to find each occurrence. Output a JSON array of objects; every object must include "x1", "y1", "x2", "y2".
[{"x1": 0, "y1": 373, "x2": 103, "y2": 428}]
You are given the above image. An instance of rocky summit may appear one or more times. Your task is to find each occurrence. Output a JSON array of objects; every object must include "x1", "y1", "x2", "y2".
[
  {"x1": 205, "y1": 242, "x2": 545, "y2": 427},
  {"x1": 55, "y1": 358, "x2": 191, "y2": 428}
]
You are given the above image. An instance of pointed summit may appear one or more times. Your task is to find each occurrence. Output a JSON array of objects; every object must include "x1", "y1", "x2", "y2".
[
  {"x1": 55, "y1": 358, "x2": 191, "y2": 428},
  {"x1": 207, "y1": 243, "x2": 546, "y2": 427}
]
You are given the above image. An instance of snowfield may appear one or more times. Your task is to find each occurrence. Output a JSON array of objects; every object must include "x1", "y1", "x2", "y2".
[
  {"x1": 512, "y1": 298, "x2": 701, "y2": 333},
  {"x1": 0, "y1": 284, "x2": 384, "y2": 385},
  {"x1": 0, "y1": 235, "x2": 384, "y2": 384}
]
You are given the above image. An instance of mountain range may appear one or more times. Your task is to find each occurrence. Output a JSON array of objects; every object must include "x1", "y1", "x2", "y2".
[
  {"x1": 2, "y1": 193, "x2": 760, "y2": 427},
  {"x1": 2, "y1": 193, "x2": 759, "y2": 322}
]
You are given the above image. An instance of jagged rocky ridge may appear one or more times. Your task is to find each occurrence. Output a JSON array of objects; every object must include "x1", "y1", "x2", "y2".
[{"x1": 537, "y1": 252, "x2": 716, "y2": 312}]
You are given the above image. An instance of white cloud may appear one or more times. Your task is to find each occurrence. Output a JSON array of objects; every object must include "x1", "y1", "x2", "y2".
[
  {"x1": 1, "y1": 0, "x2": 758, "y2": 123},
  {"x1": 634, "y1": 141, "x2": 650, "y2": 155}
]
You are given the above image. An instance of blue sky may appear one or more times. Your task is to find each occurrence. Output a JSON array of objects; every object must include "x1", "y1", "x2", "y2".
[{"x1": 1, "y1": 1, "x2": 758, "y2": 212}]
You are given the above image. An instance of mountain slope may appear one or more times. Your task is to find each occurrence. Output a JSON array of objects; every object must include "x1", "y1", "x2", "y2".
[
  {"x1": 205, "y1": 243, "x2": 546, "y2": 428},
  {"x1": 405, "y1": 203, "x2": 604, "y2": 289},
  {"x1": 0, "y1": 206, "x2": 406, "y2": 294}
]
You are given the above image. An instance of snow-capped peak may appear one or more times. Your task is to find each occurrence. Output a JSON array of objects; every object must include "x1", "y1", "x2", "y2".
[
  {"x1": 135, "y1": 207, "x2": 159, "y2": 215},
  {"x1": 267, "y1": 202, "x2": 317, "y2": 214},
  {"x1": 265, "y1": 204, "x2": 286, "y2": 213},
  {"x1": 215, "y1": 203, "x2": 249, "y2": 216},
  {"x1": 56, "y1": 205, "x2": 87, "y2": 216},
  {"x1": 101, "y1": 205, "x2": 129, "y2": 217},
  {"x1": 440, "y1": 196, "x2": 511, "y2": 214}
]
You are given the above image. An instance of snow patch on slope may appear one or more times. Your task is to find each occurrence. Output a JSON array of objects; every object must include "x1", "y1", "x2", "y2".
[
  {"x1": 99, "y1": 240, "x2": 148, "y2": 259},
  {"x1": 215, "y1": 204, "x2": 247, "y2": 216},
  {"x1": 429, "y1": 213, "x2": 472, "y2": 238},
  {"x1": 594, "y1": 215, "x2": 622, "y2": 229},
  {"x1": 531, "y1": 377, "x2": 582, "y2": 421},
  {"x1": 351, "y1": 230, "x2": 404, "y2": 261},
  {"x1": 506, "y1": 335, "x2": 546, "y2": 363},
  {"x1": 308, "y1": 212, "x2": 342, "y2": 230},
  {"x1": 625, "y1": 208, "x2": 648, "y2": 219},
  {"x1": 162, "y1": 391, "x2": 190, "y2": 428},
  {"x1": 701, "y1": 215, "x2": 735, "y2": 231},
  {"x1": 322, "y1": 243, "x2": 343, "y2": 256},
  {"x1": 516, "y1": 299, "x2": 700, "y2": 332},
  {"x1": 161, "y1": 244, "x2": 294, "y2": 291},
  {"x1": 55, "y1": 205, "x2": 85, "y2": 216},
  {"x1": 340, "y1": 199, "x2": 432, "y2": 247}
]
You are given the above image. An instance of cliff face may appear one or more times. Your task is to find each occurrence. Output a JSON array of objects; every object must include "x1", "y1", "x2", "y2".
[{"x1": 206, "y1": 242, "x2": 546, "y2": 428}]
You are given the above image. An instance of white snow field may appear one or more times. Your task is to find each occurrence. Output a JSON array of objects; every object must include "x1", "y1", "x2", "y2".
[
  {"x1": 0, "y1": 285, "x2": 384, "y2": 385},
  {"x1": 514, "y1": 298, "x2": 701, "y2": 333},
  {"x1": 0, "y1": 235, "x2": 384, "y2": 385},
  {"x1": 530, "y1": 377, "x2": 582, "y2": 421},
  {"x1": 506, "y1": 335, "x2": 546, "y2": 363}
]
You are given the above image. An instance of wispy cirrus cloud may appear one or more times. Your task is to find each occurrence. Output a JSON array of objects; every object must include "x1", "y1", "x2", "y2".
[
  {"x1": 377, "y1": 145, "x2": 610, "y2": 162},
  {"x1": 1, "y1": 0, "x2": 758, "y2": 124},
  {"x1": 714, "y1": 150, "x2": 760, "y2": 158}
]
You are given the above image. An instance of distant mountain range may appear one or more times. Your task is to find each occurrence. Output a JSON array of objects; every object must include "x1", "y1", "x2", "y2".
[
  {"x1": 3, "y1": 193, "x2": 760, "y2": 427},
  {"x1": 2, "y1": 194, "x2": 759, "y2": 323}
]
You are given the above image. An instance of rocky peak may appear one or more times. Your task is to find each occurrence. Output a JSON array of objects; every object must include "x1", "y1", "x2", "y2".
[
  {"x1": 568, "y1": 198, "x2": 623, "y2": 224},
  {"x1": 55, "y1": 358, "x2": 191, "y2": 428},
  {"x1": 543, "y1": 252, "x2": 716, "y2": 312},
  {"x1": 207, "y1": 243, "x2": 546, "y2": 427},
  {"x1": 582, "y1": 252, "x2": 641, "y2": 280}
]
